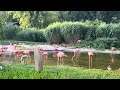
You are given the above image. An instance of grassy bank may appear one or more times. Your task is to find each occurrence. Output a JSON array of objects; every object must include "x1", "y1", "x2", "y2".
[
  {"x1": 0, "y1": 64, "x2": 120, "y2": 79},
  {"x1": 0, "y1": 40, "x2": 48, "y2": 45}
]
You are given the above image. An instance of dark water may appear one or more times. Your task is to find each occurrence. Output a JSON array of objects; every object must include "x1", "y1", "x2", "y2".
[{"x1": 0, "y1": 51, "x2": 120, "y2": 70}]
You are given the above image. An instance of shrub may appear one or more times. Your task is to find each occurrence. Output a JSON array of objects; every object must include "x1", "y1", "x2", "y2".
[
  {"x1": 85, "y1": 20, "x2": 107, "y2": 40},
  {"x1": 45, "y1": 22, "x2": 64, "y2": 44},
  {"x1": 94, "y1": 38, "x2": 120, "y2": 49},
  {"x1": 60, "y1": 22, "x2": 88, "y2": 44},
  {"x1": 2, "y1": 25, "x2": 20, "y2": 39},
  {"x1": 16, "y1": 29, "x2": 46, "y2": 42},
  {"x1": 107, "y1": 23, "x2": 120, "y2": 40}
]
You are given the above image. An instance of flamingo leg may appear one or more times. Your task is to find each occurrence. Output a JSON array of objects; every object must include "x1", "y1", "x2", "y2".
[
  {"x1": 91, "y1": 56, "x2": 92, "y2": 68},
  {"x1": 57, "y1": 57, "x2": 60, "y2": 66},
  {"x1": 45, "y1": 56, "x2": 48, "y2": 63},
  {"x1": 60, "y1": 58, "x2": 62, "y2": 65},
  {"x1": 89, "y1": 56, "x2": 90, "y2": 69},
  {"x1": 62, "y1": 57, "x2": 64, "y2": 65},
  {"x1": 71, "y1": 55, "x2": 76, "y2": 66},
  {"x1": 53, "y1": 51, "x2": 57, "y2": 57},
  {"x1": 76, "y1": 54, "x2": 79, "y2": 66}
]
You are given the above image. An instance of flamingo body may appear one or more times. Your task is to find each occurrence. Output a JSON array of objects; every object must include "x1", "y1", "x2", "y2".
[
  {"x1": 23, "y1": 50, "x2": 30, "y2": 55},
  {"x1": 88, "y1": 51, "x2": 94, "y2": 69},
  {"x1": 0, "y1": 51, "x2": 2, "y2": 57},
  {"x1": 57, "y1": 51, "x2": 67, "y2": 58},
  {"x1": 57, "y1": 51, "x2": 67, "y2": 66},
  {"x1": 88, "y1": 52, "x2": 94, "y2": 56},
  {"x1": 74, "y1": 49, "x2": 80, "y2": 54},
  {"x1": 42, "y1": 52, "x2": 49, "y2": 56}
]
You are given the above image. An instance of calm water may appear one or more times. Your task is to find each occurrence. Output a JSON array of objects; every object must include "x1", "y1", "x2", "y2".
[{"x1": 0, "y1": 51, "x2": 120, "y2": 70}]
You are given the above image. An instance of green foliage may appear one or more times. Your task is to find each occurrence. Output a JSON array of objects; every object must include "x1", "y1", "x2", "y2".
[
  {"x1": 2, "y1": 25, "x2": 20, "y2": 39},
  {"x1": 94, "y1": 38, "x2": 120, "y2": 49},
  {"x1": 0, "y1": 12, "x2": 8, "y2": 45},
  {"x1": 60, "y1": 22, "x2": 88, "y2": 44},
  {"x1": 45, "y1": 20, "x2": 106, "y2": 44},
  {"x1": 107, "y1": 23, "x2": 120, "y2": 39},
  {"x1": 75, "y1": 40, "x2": 95, "y2": 48},
  {"x1": 5, "y1": 11, "x2": 120, "y2": 29},
  {"x1": 17, "y1": 29, "x2": 46, "y2": 42},
  {"x1": 45, "y1": 22, "x2": 64, "y2": 44},
  {"x1": 0, "y1": 64, "x2": 120, "y2": 79},
  {"x1": 85, "y1": 20, "x2": 107, "y2": 40},
  {"x1": 0, "y1": 40, "x2": 47, "y2": 45}
]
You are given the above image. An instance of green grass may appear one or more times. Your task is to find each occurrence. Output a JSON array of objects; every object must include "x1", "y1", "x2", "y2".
[
  {"x1": 0, "y1": 64, "x2": 120, "y2": 79},
  {"x1": 0, "y1": 39, "x2": 48, "y2": 45}
]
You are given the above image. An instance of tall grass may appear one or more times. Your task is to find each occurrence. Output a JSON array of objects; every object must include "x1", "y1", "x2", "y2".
[{"x1": 0, "y1": 64, "x2": 120, "y2": 79}]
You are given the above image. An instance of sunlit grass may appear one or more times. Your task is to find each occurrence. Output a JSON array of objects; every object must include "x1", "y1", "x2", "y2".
[
  {"x1": 0, "y1": 64, "x2": 120, "y2": 79},
  {"x1": 0, "y1": 39, "x2": 48, "y2": 45}
]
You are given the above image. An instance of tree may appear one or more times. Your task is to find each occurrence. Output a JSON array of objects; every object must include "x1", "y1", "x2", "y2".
[{"x1": 0, "y1": 11, "x2": 7, "y2": 45}]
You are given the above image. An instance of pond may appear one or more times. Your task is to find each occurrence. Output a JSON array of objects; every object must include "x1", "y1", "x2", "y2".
[{"x1": 0, "y1": 51, "x2": 120, "y2": 70}]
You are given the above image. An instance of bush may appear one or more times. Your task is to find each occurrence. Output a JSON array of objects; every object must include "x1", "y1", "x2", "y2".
[
  {"x1": 45, "y1": 20, "x2": 107, "y2": 44},
  {"x1": 3, "y1": 25, "x2": 20, "y2": 39},
  {"x1": 75, "y1": 40, "x2": 95, "y2": 48},
  {"x1": 16, "y1": 29, "x2": 46, "y2": 42},
  {"x1": 60, "y1": 22, "x2": 88, "y2": 44},
  {"x1": 94, "y1": 38, "x2": 120, "y2": 49},
  {"x1": 107, "y1": 23, "x2": 120, "y2": 40},
  {"x1": 85, "y1": 20, "x2": 107, "y2": 40},
  {"x1": 45, "y1": 22, "x2": 64, "y2": 44}
]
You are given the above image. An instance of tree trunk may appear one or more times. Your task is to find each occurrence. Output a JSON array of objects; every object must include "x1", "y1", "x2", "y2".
[{"x1": 34, "y1": 46, "x2": 43, "y2": 71}]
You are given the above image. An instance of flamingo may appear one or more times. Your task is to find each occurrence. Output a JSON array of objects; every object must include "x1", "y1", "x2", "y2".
[
  {"x1": 0, "y1": 50, "x2": 2, "y2": 57},
  {"x1": 53, "y1": 46, "x2": 58, "y2": 57},
  {"x1": 1, "y1": 46, "x2": 8, "y2": 52},
  {"x1": 88, "y1": 52, "x2": 94, "y2": 69},
  {"x1": 39, "y1": 47, "x2": 44, "y2": 54},
  {"x1": 110, "y1": 47, "x2": 115, "y2": 63},
  {"x1": 23, "y1": 50, "x2": 30, "y2": 55},
  {"x1": 20, "y1": 54, "x2": 29, "y2": 64},
  {"x1": 42, "y1": 52, "x2": 49, "y2": 63},
  {"x1": 13, "y1": 49, "x2": 22, "y2": 63},
  {"x1": 57, "y1": 51, "x2": 67, "y2": 66},
  {"x1": 40, "y1": 47, "x2": 44, "y2": 51},
  {"x1": 14, "y1": 49, "x2": 21, "y2": 57},
  {"x1": 71, "y1": 49, "x2": 80, "y2": 66},
  {"x1": 23, "y1": 50, "x2": 31, "y2": 64}
]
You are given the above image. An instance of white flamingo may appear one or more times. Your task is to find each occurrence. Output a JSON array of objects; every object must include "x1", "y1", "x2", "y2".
[{"x1": 88, "y1": 52, "x2": 94, "y2": 69}]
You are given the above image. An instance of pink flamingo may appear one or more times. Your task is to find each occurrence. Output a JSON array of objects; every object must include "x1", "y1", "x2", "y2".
[
  {"x1": 39, "y1": 47, "x2": 44, "y2": 54},
  {"x1": 0, "y1": 50, "x2": 2, "y2": 57},
  {"x1": 14, "y1": 49, "x2": 21, "y2": 57},
  {"x1": 14, "y1": 49, "x2": 22, "y2": 63},
  {"x1": 1, "y1": 46, "x2": 8, "y2": 52},
  {"x1": 23, "y1": 50, "x2": 30, "y2": 55},
  {"x1": 88, "y1": 52, "x2": 94, "y2": 69},
  {"x1": 53, "y1": 46, "x2": 58, "y2": 57},
  {"x1": 71, "y1": 49, "x2": 80, "y2": 66},
  {"x1": 57, "y1": 51, "x2": 67, "y2": 66},
  {"x1": 110, "y1": 47, "x2": 115, "y2": 63},
  {"x1": 42, "y1": 52, "x2": 49, "y2": 63},
  {"x1": 23, "y1": 50, "x2": 31, "y2": 64},
  {"x1": 40, "y1": 48, "x2": 44, "y2": 51}
]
